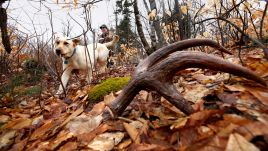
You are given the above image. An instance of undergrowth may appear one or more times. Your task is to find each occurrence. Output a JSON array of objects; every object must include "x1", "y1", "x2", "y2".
[{"x1": 0, "y1": 59, "x2": 46, "y2": 107}]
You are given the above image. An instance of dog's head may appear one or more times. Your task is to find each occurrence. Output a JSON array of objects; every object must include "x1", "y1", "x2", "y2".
[{"x1": 54, "y1": 34, "x2": 80, "y2": 58}]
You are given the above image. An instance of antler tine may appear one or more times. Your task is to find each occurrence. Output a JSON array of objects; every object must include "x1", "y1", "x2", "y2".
[
  {"x1": 137, "y1": 39, "x2": 232, "y2": 72},
  {"x1": 151, "y1": 51, "x2": 267, "y2": 86}
]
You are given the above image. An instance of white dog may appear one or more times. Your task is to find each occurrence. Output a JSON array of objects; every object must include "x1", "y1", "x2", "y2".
[{"x1": 54, "y1": 34, "x2": 119, "y2": 94}]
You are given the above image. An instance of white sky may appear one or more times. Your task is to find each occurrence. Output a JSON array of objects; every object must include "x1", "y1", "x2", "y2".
[{"x1": 5, "y1": 0, "x2": 118, "y2": 40}]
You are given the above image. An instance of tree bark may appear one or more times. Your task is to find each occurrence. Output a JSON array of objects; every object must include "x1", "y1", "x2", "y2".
[
  {"x1": 133, "y1": 0, "x2": 153, "y2": 55},
  {"x1": 0, "y1": 6, "x2": 12, "y2": 53},
  {"x1": 149, "y1": 0, "x2": 167, "y2": 48}
]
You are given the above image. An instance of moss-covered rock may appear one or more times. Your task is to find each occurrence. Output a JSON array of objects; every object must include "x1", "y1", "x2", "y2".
[{"x1": 88, "y1": 76, "x2": 131, "y2": 103}]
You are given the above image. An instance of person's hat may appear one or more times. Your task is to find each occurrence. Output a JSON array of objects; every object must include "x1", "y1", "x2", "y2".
[{"x1": 100, "y1": 24, "x2": 108, "y2": 29}]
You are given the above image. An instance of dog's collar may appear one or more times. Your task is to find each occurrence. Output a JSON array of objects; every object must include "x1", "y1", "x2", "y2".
[{"x1": 64, "y1": 48, "x2": 76, "y2": 64}]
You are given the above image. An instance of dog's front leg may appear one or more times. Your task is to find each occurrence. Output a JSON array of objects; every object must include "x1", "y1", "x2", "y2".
[{"x1": 56, "y1": 67, "x2": 73, "y2": 95}]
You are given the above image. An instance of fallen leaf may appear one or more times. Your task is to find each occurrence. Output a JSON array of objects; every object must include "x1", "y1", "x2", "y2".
[
  {"x1": 43, "y1": 102, "x2": 67, "y2": 120},
  {"x1": 4, "y1": 118, "x2": 32, "y2": 129},
  {"x1": 217, "y1": 92, "x2": 238, "y2": 104},
  {"x1": 170, "y1": 117, "x2": 188, "y2": 129},
  {"x1": 178, "y1": 128, "x2": 198, "y2": 148},
  {"x1": 73, "y1": 90, "x2": 87, "y2": 101},
  {"x1": 123, "y1": 122, "x2": 140, "y2": 144},
  {"x1": 104, "y1": 92, "x2": 116, "y2": 105},
  {"x1": 0, "y1": 130, "x2": 16, "y2": 149},
  {"x1": 188, "y1": 110, "x2": 224, "y2": 127},
  {"x1": 88, "y1": 132, "x2": 124, "y2": 151},
  {"x1": 60, "y1": 106, "x2": 84, "y2": 127},
  {"x1": 139, "y1": 91, "x2": 149, "y2": 101},
  {"x1": 30, "y1": 119, "x2": 60, "y2": 141},
  {"x1": 9, "y1": 138, "x2": 27, "y2": 151},
  {"x1": 58, "y1": 142, "x2": 77, "y2": 151},
  {"x1": 247, "y1": 61, "x2": 268, "y2": 77},
  {"x1": 197, "y1": 126, "x2": 214, "y2": 140},
  {"x1": 225, "y1": 85, "x2": 246, "y2": 92},
  {"x1": 223, "y1": 114, "x2": 252, "y2": 125},
  {"x1": 0, "y1": 115, "x2": 10, "y2": 123},
  {"x1": 66, "y1": 114, "x2": 103, "y2": 135},
  {"x1": 116, "y1": 139, "x2": 132, "y2": 150},
  {"x1": 192, "y1": 73, "x2": 215, "y2": 84},
  {"x1": 244, "y1": 86, "x2": 268, "y2": 106},
  {"x1": 77, "y1": 123, "x2": 110, "y2": 144},
  {"x1": 183, "y1": 84, "x2": 210, "y2": 103},
  {"x1": 31, "y1": 115, "x2": 43, "y2": 126},
  {"x1": 130, "y1": 143, "x2": 172, "y2": 151},
  {"x1": 226, "y1": 133, "x2": 260, "y2": 151},
  {"x1": 88, "y1": 102, "x2": 106, "y2": 116},
  {"x1": 235, "y1": 122, "x2": 268, "y2": 140},
  {"x1": 47, "y1": 130, "x2": 73, "y2": 150}
]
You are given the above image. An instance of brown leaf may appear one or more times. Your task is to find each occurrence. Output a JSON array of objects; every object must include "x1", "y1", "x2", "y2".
[
  {"x1": 130, "y1": 143, "x2": 173, "y2": 151},
  {"x1": 223, "y1": 114, "x2": 252, "y2": 125},
  {"x1": 217, "y1": 92, "x2": 238, "y2": 104},
  {"x1": 77, "y1": 123, "x2": 110, "y2": 144},
  {"x1": 188, "y1": 110, "x2": 224, "y2": 127},
  {"x1": 43, "y1": 102, "x2": 67, "y2": 120},
  {"x1": 104, "y1": 92, "x2": 116, "y2": 106},
  {"x1": 192, "y1": 73, "x2": 215, "y2": 84},
  {"x1": 116, "y1": 139, "x2": 132, "y2": 150},
  {"x1": 46, "y1": 130, "x2": 73, "y2": 150},
  {"x1": 87, "y1": 132, "x2": 124, "y2": 150},
  {"x1": 123, "y1": 122, "x2": 140, "y2": 144},
  {"x1": 60, "y1": 106, "x2": 84, "y2": 128},
  {"x1": 178, "y1": 128, "x2": 198, "y2": 148},
  {"x1": 4, "y1": 118, "x2": 32, "y2": 130},
  {"x1": 244, "y1": 86, "x2": 268, "y2": 106},
  {"x1": 88, "y1": 102, "x2": 106, "y2": 116},
  {"x1": 0, "y1": 130, "x2": 16, "y2": 149},
  {"x1": 66, "y1": 114, "x2": 103, "y2": 135},
  {"x1": 0, "y1": 115, "x2": 10, "y2": 123},
  {"x1": 170, "y1": 117, "x2": 188, "y2": 129},
  {"x1": 225, "y1": 85, "x2": 246, "y2": 92},
  {"x1": 58, "y1": 141, "x2": 77, "y2": 151},
  {"x1": 235, "y1": 122, "x2": 268, "y2": 140},
  {"x1": 183, "y1": 84, "x2": 210, "y2": 103},
  {"x1": 30, "y1": 119, "x2": 58, "y2": 141},
  {"x1": 226, "y1": 133, "x2": 260, "y2": 151},
  {"x1": 197, "y1": 126, "x2": 214, "y2": 140},
  {"x1": 9, "y1": 138, "x2": 27, "y2": 151}
]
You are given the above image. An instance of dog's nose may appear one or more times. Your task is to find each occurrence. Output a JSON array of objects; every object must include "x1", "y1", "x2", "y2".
[{"x1": 56, "y1": 49, "x2": 61, "y2": 55}]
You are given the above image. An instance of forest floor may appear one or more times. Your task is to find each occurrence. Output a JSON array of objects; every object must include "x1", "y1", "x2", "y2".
[{"x1": 0, "y1": 48, "x2": 268, "y2": 151}]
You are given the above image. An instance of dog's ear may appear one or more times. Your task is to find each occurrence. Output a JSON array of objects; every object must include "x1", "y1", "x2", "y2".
[{"x1": 72, "y1": 38, "x2": 80, "y2": 45}]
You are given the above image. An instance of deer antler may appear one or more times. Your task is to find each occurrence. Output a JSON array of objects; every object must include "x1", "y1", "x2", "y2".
[
  {"x1": 137, "y1": 39, "x2": 232, "y2": 72},
  {"x1": 107, "y1": 39, "x2": 266, "y2": 117}
]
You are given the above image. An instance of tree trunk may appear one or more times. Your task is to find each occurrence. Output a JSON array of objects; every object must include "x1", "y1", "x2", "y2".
[
  {"x1": 149, "y1": 0, "x2": 167, "y2": 48},
  {"x1": 133, "y1": 0, "x2": 153, "y2": 55},
  {"x1": 0, "y1": 6, "x2": 12, "y2": 53}
]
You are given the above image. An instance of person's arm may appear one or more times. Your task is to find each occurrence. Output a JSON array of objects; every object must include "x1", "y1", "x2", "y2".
[{"x1": 98, "y1": 34, "x2": 105, "y2": 43}]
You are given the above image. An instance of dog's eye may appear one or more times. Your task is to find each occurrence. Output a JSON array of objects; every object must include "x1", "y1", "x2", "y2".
[
  {"x1": 56, "y1": 41, "x2": 60, "y2": 45},
  {"x1": 64, "y1": 42, "x2": 69, "y2": 45}
]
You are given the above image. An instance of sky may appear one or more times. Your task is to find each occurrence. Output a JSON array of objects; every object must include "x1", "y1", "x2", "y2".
[{"x1": 4, "y1": 0, "x2": 118, "y2": 41}]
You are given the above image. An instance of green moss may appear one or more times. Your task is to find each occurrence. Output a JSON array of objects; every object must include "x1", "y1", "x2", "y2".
[
  {"x1": 24, "y1": 86, "x2": 42, "y2": 96},
  {"x1": 88, "y1": 76, "x2": 131, "y2": 103}
]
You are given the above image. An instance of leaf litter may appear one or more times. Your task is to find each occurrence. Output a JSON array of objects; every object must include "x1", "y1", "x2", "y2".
[{"x1": 0, "y1": 52, "x2": 268, "y2": 150}]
